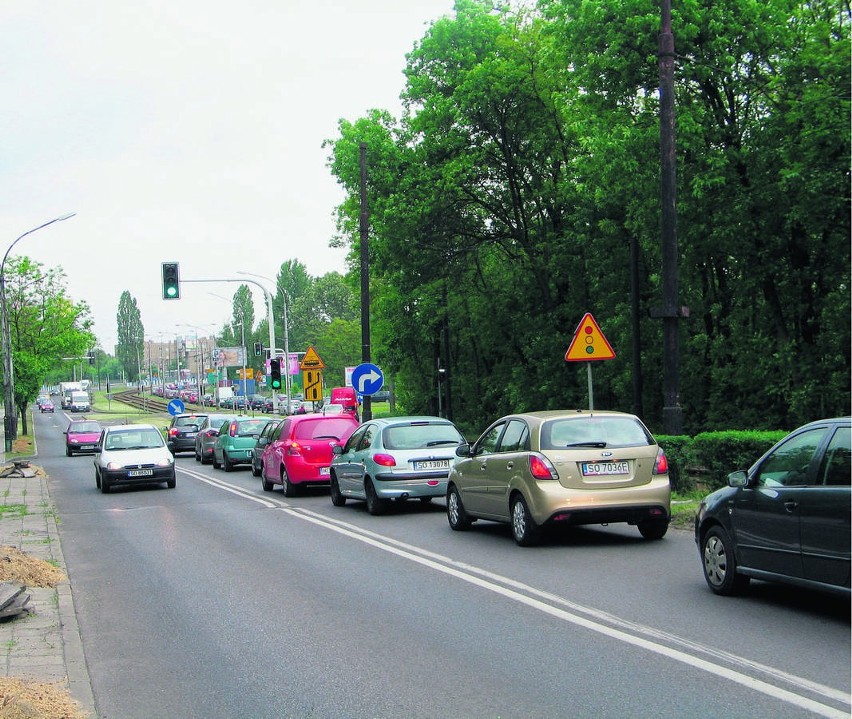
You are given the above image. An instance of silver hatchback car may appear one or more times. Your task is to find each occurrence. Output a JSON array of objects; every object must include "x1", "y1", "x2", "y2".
[{"x1": 330, "y1": 416, "x2": 465, "y2": 515}]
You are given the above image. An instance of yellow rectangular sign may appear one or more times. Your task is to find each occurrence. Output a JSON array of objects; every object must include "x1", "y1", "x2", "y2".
[{"x1": 303, "y1": 370, "x2": 323, "y2": 401}]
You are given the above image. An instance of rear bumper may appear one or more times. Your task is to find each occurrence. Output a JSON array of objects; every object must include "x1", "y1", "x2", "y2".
[{"x1": 373, "y1": 472, "x2": 449, "y2": 499}]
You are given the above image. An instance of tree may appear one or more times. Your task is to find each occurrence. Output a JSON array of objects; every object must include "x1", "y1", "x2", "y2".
[{"x1": 116, "y1": 291, "x2": 144, "y2": 382}]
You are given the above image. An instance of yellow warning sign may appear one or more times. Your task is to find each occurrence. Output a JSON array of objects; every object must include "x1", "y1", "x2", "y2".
[
  {"x1": 565, "y1": 313, "x2": 616, "y2": 362},
  {"x1": 303, "y1": 370, "x2": 323, "y2": 401},
  {"x1": 299, "y1": 345, "x2": 325, "y2": 370}
]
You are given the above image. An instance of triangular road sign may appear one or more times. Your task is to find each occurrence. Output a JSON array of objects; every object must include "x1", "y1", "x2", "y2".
[
  {"x1": 565, "y1": 313, "x2": 616, "y2": 362},
  {"x1": 299, "y1": 345, "x2": 325, "y2": 370}
]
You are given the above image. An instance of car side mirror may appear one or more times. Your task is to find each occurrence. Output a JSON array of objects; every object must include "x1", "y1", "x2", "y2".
[
  {"x1": 727, "y1": 470, "x2": 749, "y2": 487},
  {"x1": 332, "y1": 444, "x2": 344, "y2": 455},
  {"x1": 455, "y1": 443, "x2": 471, "y2": 458}
]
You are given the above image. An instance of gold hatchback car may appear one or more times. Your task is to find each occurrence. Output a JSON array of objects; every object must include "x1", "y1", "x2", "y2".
[{"x1": 446, "y1": 410, "x2": 671, "y2": 546}]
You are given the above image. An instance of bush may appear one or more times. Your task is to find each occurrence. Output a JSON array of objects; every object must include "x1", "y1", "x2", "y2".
[
  {"x1": 687, "y1": 430, "x2": 787, "y2": 490},
  {"x1": 656, "y1": 435, "x2": 691, "y2": 492}
]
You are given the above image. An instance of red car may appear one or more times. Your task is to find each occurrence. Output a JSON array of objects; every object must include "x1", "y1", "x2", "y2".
[
  {"x1": 64, "y1": 419, "x2": 102, "y2": 457},
  {"x1": 260, "y1": 414, "x2": 359, "y2": 496}
]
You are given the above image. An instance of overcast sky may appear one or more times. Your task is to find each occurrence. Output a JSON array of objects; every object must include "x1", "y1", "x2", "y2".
[{"x1": 1, "y1": 1, "x2": 455, "y2": 352}]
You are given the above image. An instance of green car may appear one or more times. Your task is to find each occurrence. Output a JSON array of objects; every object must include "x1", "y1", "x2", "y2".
[{"x1": 212, "y1": 416, "x2": 273, "y2": 472}]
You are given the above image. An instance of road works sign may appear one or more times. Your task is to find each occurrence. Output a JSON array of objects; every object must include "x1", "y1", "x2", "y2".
[
  {"x1": 565, "y1": 313, "x2": 616, "y2": 362},
  {"x1": 299, "y1": 346, "x2": 325, "y2": 370}
]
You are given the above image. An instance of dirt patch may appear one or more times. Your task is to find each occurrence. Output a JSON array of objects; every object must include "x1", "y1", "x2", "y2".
[
  {"x1": 0, "y1": 549, "x2": 64, "y2": 589},
  {"x1": 0, "y1": 677, "x2": 87, "y2": 718}
]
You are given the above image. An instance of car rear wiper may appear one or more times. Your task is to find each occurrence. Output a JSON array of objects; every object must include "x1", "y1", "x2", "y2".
[
  {"x1": 565, "y1": 441, "x2": 608, "y2": 448},
  {"x1": 427, "y1": 440, "x2": 460, "y2": 446}
]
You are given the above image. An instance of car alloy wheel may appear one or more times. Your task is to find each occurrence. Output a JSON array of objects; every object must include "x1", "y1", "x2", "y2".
[
  {"x1": 330, "y1": 474, "x2": 346, "y2": 507},
  {"x1": 365, "y1": 479, "x2": 389, "y2": 516},
  {"x1": 702, "y1": 526, "x2": 750, "y2": 596},
  {"x1": 511, "y1": 495, "x2": 541, "y2": 547},
  {"x1": 447, "y1": 485, "x2": 472, "y2": 531},
  {"x1": 282, "y1": 468, "x2": 298, "y2": 498}
]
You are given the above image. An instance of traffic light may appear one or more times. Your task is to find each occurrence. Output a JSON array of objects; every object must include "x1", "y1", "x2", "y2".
[
  {"x1": 87, "y1": 350, "x2": 95, "y2": 366},
  {"x1": 254, "y1": 341, "x2": 263, "y2": 357},
  {"x1": 270, "y1": 358, "x2": 282, "y2": 390},
  {"x1": 161, "y1": 262, "x2": 180, "y2": 300}
]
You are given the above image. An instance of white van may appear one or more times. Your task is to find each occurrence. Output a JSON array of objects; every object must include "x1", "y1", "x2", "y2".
[{"x1": 70, "y1": 391, "x2": 91, "y2": 413}]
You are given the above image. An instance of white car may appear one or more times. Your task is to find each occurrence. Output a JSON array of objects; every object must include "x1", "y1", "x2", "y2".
[{"x1": 94, "y1": 423, "x2": 176, "y2": 494}]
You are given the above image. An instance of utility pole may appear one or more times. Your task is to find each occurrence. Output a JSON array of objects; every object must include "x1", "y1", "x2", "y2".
[{"x1": 359, "y1": 142, "x2": 372, "y2": 422}]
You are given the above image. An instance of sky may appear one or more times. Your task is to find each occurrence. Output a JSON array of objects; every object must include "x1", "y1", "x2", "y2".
[{"x1": 0, "y1": 1, "x2": 455, "y2": 353}]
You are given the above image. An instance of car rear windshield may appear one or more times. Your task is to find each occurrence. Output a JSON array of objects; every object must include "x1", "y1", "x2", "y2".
[
  {"x1": 541, "y1": 416, "x2": 653, "y2": 450},
  {"x1": 70, "y1": 422, "x2": 100, "y2": 433},
  {"x1": 294, "y1": 418, "x2": 354, "y2": 441},
  {"x1": 235, "y1": 419, "x2": 269, "y2": 436},
  {"x1": 104, "y1": 429, "x2": 164, "y2": 450},
  {"x1": 175, "y1": 415, "x2": 206, "y2": 427},
  {"x1": 382, "y1": 422, "x2": 464, "y2": 450}
]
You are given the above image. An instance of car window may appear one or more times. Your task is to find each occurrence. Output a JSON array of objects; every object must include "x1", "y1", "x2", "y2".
[
  {"x1": 175, "y1": 415, "x2": 205, "y2": 428},
  {"x1": 69, "y1": 422, "x2": 101, "y2": 433},
  {"x1": 236, "y1": 419, "x2": 268, "y2": 436},
  {"x1": 541, "y1": 416, "x2": 651, "y2": 449},
  {"x1": 260, "y1": 421, "x2": 277, "y2": 440},
  {"x1": 343, "y1": 425, "x2": 368, "y2": 452},
  {"x1": 475, "y1": 423, "x2": 505, "y2": 456},
  {"x1": 383, "y1": 423, "x2": 464, "y2": 450},
  {"x1": 755, "y1": 426, "x2": 828, "y2": 487},
  {"x1": 357, "y1": 424, "x2": 378, "y2": 451},
  {"x1": 818, "y1": 426, "x2": 851, "y2": 486},
  {"x1": 497, "y1": 420, "x2": 529, "y2": 452},
  {"x1": 294, "y1": 418, "x2": 355, "y2": 441}
]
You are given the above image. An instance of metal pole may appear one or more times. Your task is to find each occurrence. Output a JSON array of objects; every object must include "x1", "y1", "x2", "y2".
[{"x1": 359, "y1": 142, "x2": 372, "y2": 421}]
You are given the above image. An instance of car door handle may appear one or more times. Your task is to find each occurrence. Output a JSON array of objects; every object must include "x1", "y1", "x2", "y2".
[{"x1": 784, "y1": 499, "x2": 799, "y2": 513}]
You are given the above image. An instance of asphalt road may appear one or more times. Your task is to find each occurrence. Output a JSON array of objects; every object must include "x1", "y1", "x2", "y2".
[{"x1": 36, "y1": 410, "x2": 851, "y2": 719}]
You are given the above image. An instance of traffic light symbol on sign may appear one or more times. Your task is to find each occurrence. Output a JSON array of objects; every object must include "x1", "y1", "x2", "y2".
[
  {"x1": 270, "y1": 358, "x2": 282, "y2": 390},
  {"x1": 162, "y1": 262, "x2": 180, "y2": 300}
]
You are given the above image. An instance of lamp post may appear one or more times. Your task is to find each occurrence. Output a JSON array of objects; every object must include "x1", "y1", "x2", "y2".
[{"x1": 2, "y1": 213, "x2": 75, "y2": 452}]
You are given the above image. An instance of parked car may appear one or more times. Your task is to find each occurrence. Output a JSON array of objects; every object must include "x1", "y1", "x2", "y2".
[
  {"x1": 212, "y1": 416, "x2": 272, "y2": 472},
  {"x1": 330, "y1": 416, "x2": 465, "y2": 514},
  {"x1": 64, "y1": 419, "x2": 103, "y2": 457},
  {"x1": 201, "y1": 394, "x2": 216, "y2": 407},
  {"x1": 194, "y1": 413, "x2": 236, "y2": 464},
  {"x1": 165, "y1": 413, "x2": 208, "y2": 455},
  {"x1": 94, "y1": 423, "x2": 175, "y2": 493},
  {"x1": 252, "y1": 420, "x2": 281, "y2": 477},
  {"x1": 695, "y1": 417, "x2": 851, "y2": 598},
  {"x1": 446, "y1": 410, "x2": 671, "y2": 546},
  {"x1": 249, "y1": 394, "x2": 268, "y2": 411},
  {"x1": 260, "y1": 414, "x2": 359, "y2": 496},
  {"x1": 39, "y1": 398, "x2": 55, "y2": 413}
]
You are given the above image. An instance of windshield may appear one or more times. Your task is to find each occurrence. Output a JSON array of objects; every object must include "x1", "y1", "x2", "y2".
[
  {"x1": 69, "y1": 422, "x2": 100, "y2": 433},
  {"x1": 105, "y1": 429, "x2": 165, "y2": 450}
]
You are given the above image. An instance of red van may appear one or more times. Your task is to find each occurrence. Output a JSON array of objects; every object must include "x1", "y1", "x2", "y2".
[{"x1": 330, "y1": 386, "x2": 359, "y2": 417}]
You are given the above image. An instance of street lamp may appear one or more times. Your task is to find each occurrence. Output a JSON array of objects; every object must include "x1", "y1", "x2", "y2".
[{"x1": 2, "y1": 213, "x2": 75, "y2": 452}]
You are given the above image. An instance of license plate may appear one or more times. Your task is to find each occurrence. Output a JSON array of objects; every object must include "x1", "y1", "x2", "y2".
[
  {"x1": 128, "y1": 469, "x2": 154, "y2": 477},
  {"x1": 581, "y1": 461, "x2": 629, "y2": 476},
  {"x1": 320, "y1": 467, "x2": 330, "y2": 476},
  {"x1": 80, "y1": 445, "x2": 94, "y2": 450},
  {"x1": 413, "y1": 460, "x2": 450, "y2": 471}
]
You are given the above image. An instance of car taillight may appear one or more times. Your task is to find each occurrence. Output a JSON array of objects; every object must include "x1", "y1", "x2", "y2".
[
  {"x1": 229, "y1": 422, "x2": 238, "y2": 437},
  {"x1": 168, "y1": 428, "x2": 179, "y2": 437},
  {"x1": 287, "y1": 441, "x2": 302, "y2": 456},
  {"x1": 529, "y1": 454, "x2": 558, "y2": 480},
  {"x1": 372, "y1": 453, "x2": 396, "y2": 467},
  {"x1": 653, "y1": 448, "x2": 668, "y2": 475}
]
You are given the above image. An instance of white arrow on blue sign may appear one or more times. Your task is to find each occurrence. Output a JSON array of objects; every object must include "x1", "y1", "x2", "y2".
[
  {"x1": 168, "y1": 399, "x2": 185, "y2": 416},
  {"x1": 350, "y1": 363, "x2": 384, "y2": 396}
]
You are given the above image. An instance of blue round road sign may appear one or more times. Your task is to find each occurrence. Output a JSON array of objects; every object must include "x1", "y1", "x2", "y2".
[
  {"x1": 168, "y1": 398, "x2": 185, "y2": 416},
  {"x1": 350, "y1": 363, "x2": 384, "y2": 396}
]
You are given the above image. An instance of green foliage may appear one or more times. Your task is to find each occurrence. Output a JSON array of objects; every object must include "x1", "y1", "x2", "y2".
[
  {"x1": 324, "y1": 0, "x2": 849, "y2": 432},
  {"x1": 655, "y1": 435, "x2": 691, "y2": 492},
  {"x1": 687, "y1": 430, "x2": 789, "y2": 490},
  {"x1": 116, "y1": 291, "x2": 144, "y2": 381}
]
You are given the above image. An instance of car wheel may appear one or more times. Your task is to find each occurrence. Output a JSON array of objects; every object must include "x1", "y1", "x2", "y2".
[
  {"x1": 365, "y1": 479, "x2": 388, "y2": 516},
  {"x1": 167, "y1": 473, "x2": 176, "y2": 489},
  {"x1": 638, "y1": 517, "x2": 669, "y2": 540},
  {"x1": 212, "y1": 452, "x2": 221, "y2": 469},
  {"x1": 195, "y1": 447, "x2": 201, "y2": 462},
  {"x1": 223, "y1": 453, "x2": 233, "y2": 472},
  {"x1": 261, "y1": 462, "x2": 274, "y2": 492},
  {"x1": 251, "y1": 460, "x2": 260, "y2": 478},
  {"x1": 330, "y1": 474, "x2": 346, "y2": 507},
  {"x1": 65, "y1": 446, "x2": 72, "y2": 457},
  {"x1": 101, "y1": 476, "x2": 111, "y2": 494},
  {"x1": 201, "y1": 451, "x2": 211, "y2": 465},
  {"x1": 702, "y1": 525, "x2": 750, "y2": 596},
  {"x1": 282, "y1": 468, "x2": 298, "y2": 498},
  {"x1": 511, "y1": 494, "x2": 542, "y2": 547},
  {"x1": 447, "y1": 485, "x2": 472, "y2": 531},
  {"x1": 95, "y1": 470, "x2": 101, "y2": 489}
]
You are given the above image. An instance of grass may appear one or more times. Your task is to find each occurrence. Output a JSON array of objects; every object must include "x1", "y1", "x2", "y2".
[
  {"x1": 0, "y1": 505, "x2": 28, "y2": 519},
  {"x1": 670, "y1": 490, "x2": 705, "y2": 529}
]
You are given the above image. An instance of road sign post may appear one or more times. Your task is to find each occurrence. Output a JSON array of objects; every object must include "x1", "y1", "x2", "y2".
[{"x1": 565, "y1": 313, "x2": 616, "y2": 410}]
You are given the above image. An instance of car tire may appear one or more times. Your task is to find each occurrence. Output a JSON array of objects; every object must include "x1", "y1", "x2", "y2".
[
  {"x1": 330, "y1": 474, "x2": 346, "y2": 507},
  {"x1": 212, "y1": 452, "x2": 221, "y2": 469},
  {"x1": 101, "y1": 476, "x2": 111, "y2": 494},
  {"x1": 365, "y1": 479, "x2": 388, "y2": 516},
  {"x1": 282, "y1": 468, "x2": 298, "y2": 498},
  {"x1": 194, "y1": 447, "x2": 201, "y2": 462},
  {"x1": 95, "y1": 470, "x2": 101, "y2": 490},
  {"x1": 447, "y1": 485, "x2": 472, "y2": 531},
  {"x1": 638, "y1": 517, "x2": 669, "y2": 540},
  {"x1": 251, "y1": 460, "x2": 261, "y2": 478},
  {"x1": 261, "y1": 463, "x2": 274, "y2": 492},
  {"x1": 66, "y1": 447, "x2": 72, "y2": 457},
  {"x1": 702, "y1": 525, "x2": 750, "y2": 596},
  {"x1": 200, "y1": 452, "x2": 211, "y2": 465},
  {"x1": 167, "y1": 473, "x2": 176, "y2": 489},
  {"x1": 511, "y1": 494, "x2": 542, "y2": 547},
  {"x1": 223, "y1": 453, "x2": 233, "y2": 472}
]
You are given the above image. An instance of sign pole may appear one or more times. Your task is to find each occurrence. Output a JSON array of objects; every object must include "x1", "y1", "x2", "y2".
[{"x1": 587, "y1": 363, "x2": 594, "y2": 410}]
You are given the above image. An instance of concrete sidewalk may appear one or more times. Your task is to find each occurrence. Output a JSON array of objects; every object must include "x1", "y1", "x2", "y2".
[{"x1": 0, "y1": 462, "x2": 96, "y2": 717}]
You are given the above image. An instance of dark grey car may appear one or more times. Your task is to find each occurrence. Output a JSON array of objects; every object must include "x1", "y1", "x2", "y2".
[
  {"x1": 695, "y1": 417, "x2": 851, "y2": 597},
  {"x1": 251, "y1": 419, "x2": 280, "y2": 477},
  {"x1": 165, "y1": 413, "x2": 208, "y2": 455},
  {"x1": 194, "y1": 413, "x2": 235, "y2": 465}
]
